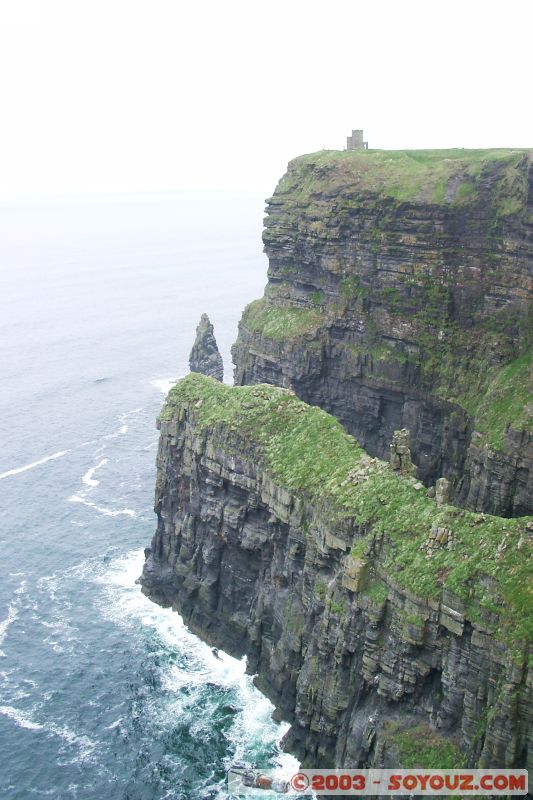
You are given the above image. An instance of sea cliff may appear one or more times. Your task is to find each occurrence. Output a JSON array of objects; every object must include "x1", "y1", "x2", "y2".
[
  {"x1": 232, "y1": 149, "x2": 533, "y2": 516},
  {"x1": 141, "y1": 374, "x2": 532, "y2": 772},
  {"x1": 142, "y1": 149, "x2": 533, "y2": 777}
]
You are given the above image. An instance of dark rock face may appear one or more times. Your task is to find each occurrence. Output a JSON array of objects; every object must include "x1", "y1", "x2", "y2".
[
  {"x1": 232, "y1": 150, "x2": 533, "y2": 516},
  {"x1": 457, "y1": 428, "x2": 533, "y2": 515},
  {"x1": 141, "y1": 401, "x2": 533, "y2": 773},
  {"x1": 189, "y1": 313, "x2": 224, "y2": 381}
]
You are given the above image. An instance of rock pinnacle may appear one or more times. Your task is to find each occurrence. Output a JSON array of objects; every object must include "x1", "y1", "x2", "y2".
[{"x1": 189, "y1": 313, "x2": 224, "y2": 381}]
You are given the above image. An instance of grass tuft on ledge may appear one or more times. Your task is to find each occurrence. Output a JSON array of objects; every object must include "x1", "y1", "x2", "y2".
[{"x1": 240, "y1": 298, "x2": 326, "y2": 341}]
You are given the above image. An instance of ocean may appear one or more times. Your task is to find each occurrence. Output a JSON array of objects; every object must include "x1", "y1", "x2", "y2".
[{"x1": 0, "y1": 192, "x2": 297, "y2": 799}]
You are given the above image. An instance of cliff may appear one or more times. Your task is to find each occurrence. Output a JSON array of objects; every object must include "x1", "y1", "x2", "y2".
[
  {"x1": 141, "y1": 374, "x2": 533, "y2": 773},
  {"x1": 232, "y1": 149, "x2": 533, "y2": 516}
]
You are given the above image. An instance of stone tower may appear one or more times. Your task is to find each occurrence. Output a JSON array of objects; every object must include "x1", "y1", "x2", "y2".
[{"x1": 346, "y1": 129, "x2": 368, "y2": 150}]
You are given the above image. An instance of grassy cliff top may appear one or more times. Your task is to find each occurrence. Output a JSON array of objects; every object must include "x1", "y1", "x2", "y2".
[
  {"x1": 273, "y1": 148, "x2": 531, "y2": 208},
  {"x1": 162, "y1": 373, "x2": 533, "y2": 647}
]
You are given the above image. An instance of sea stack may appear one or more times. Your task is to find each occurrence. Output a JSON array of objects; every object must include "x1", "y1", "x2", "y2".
[{"x1": 189, "y1": 313, "x2": 224, "y2": 381}]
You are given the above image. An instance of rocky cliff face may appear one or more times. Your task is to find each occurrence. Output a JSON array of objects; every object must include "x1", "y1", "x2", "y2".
[
  {"x1": 141, "y1": 374, "x2": 533, "y2": 774},
  {"x1": 232, "y1": 149, "x2": 533, "y2": 516},
  {"x1": 189, "y1": 312, "x2": 224, "y2": 381}
]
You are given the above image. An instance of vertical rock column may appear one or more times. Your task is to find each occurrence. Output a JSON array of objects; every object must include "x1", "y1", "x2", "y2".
[
  {"x1": 389, "y1": 429, "x2": 417, "y2": 477},
  {"x1": 189, "y1": 313, "x2": 224, "y2": 381}
]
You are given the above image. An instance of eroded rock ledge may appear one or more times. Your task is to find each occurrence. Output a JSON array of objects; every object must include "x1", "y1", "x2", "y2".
[{"x1": 141, "y1": 374, "x2": 532, "y2": 772}]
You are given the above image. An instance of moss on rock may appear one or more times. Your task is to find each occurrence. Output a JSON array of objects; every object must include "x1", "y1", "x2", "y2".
[
  {"x1": 383, "y1": 721, "x2": 463, "y2": 769},
  {"x1": 474, "y1": 352, "x2": 533, "y2": 449}
]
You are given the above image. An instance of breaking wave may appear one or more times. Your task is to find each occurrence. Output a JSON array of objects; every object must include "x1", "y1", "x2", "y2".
[{"x1": 0, "y1": 451, "x2": 70, "y2": 480}]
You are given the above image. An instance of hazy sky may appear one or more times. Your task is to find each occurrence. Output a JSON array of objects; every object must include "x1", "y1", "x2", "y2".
[{"x1": 1, "y1": 0, "x2": 531, "y2": 198}]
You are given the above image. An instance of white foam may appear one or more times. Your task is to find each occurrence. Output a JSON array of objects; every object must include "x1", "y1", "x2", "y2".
[
  {"x1": 0, "y1": 705, "x2": 97, "y2": 760},
  {"x1": 0, "y1": 705, "x2": 44, "y2": 731},
  {"x1": 37, "y1": 574, "x2": 59, "y2": 601},
  {"x1": 0, "y1": 579, "x2": 27, "y2": 656},
  {"x1": 82, "y1": 458, "x2": 109, "y2": 488},
  {"x1": 46, "y1": 722, "x2": 96, "y2": 758},
  {"x1": 10, "y1": 688, "x2": 32, "y2": 702},
  {"x1": 101, "y1": 408, "x2": 142, "y2": 441},
  {"x1": 102, "y1": 430, "x2": 122, "y2": 441},
  {"x1": 150, "y1": 377, "x2": 182, "y2": 396},
  {"x1": 103, "y1": 425, "x2": 128, "y2": 441},
  {"x1": 0, "y1": 450, "x2": 69, "y2": 480},
  {"x1": 71, "y1": 409, "x2": 144, "y2": 512},
  {"x1": 97, "y1": 549, "x2": 300, "y2": 777},
  {"x1": 0, "y1": 605, "x2": 18, "y2": 657},
  {"x1": 68, "y1": 496, "x2": 136, "y2": 517},
  {"x1": 39, "y1": 609, "x2": 78, "y2": 655}
]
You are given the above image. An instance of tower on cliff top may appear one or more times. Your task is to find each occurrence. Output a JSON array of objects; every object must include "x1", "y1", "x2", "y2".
[{"x1": 346, "y1": 129, "x2": 368, "y2": 150}]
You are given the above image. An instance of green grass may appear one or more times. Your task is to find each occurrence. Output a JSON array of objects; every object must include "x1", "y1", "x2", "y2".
[
  {"x1": 161, "y1": 374, "x2": 533, "y2": 647},
  {"x1": 241, "y1": 287, "x2": 531, "y2": 451},
  {"x1": 361, "y1": 579, "x2": 388, "y2": 605},
  {"x1": 240, "y1": 298, "x2": 325, "y2": 340},
  {"x1": 402, "y1": 612, "x2": 426, "y2": 627},
  {"x1": 314, "y1": 580, "x2": 327, "y2": 599},
  {"x1": 350, "y1": 538, "x2": 369, "y2": 557},
  {"x1": 161, "y1": 372, "x2": 364, "y2": 497},
  {"x1": 383, "y1": 722, "x2": 463, "y2": 769},
  {"x1": 455, "y1": 179, "x2": 477, "y2": 201},
  {"x1": 340, "y1": 276, "x2": 363, "y2": 301},
  {"x1": 274, "y1": 148, "x2": 530, "y2": 209},
  {"x1": 431, "y1": 180, "x2": 447, "y2": 203},
  {"x1": 415, "y1": 336, "x2": 532, "y2": 448},
  {"x1": 336, "y1": 270, "x2": 531, "y2": 449},
  {"x1": 310, "y1": 291, "x2": 324, "y2": 306},
  {"x1": 416, "y1": 340, "x2": 532, "y2": 449},
  {"x1": 474, "y1": 352, "x2": 533, "y2": 449}
]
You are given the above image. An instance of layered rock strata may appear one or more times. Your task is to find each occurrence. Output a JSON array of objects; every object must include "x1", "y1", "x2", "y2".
[
  {"x1": 232, "y1": 149, "x2": 533, "y2": 516},
  {"x1": 141, "y1": 374, "x2": 533, "y2": 774}
]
